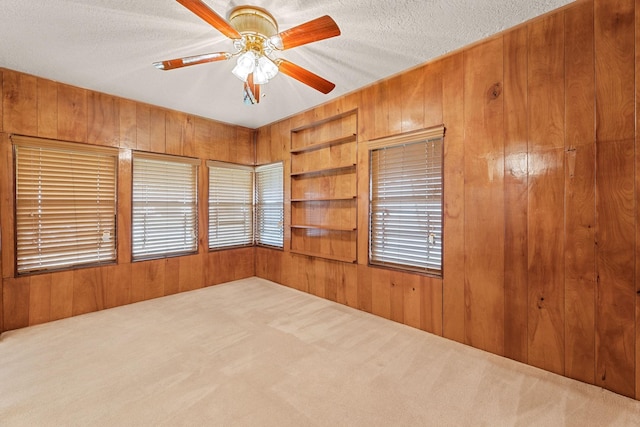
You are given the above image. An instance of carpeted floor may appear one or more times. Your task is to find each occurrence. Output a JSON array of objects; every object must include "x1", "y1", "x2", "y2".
[{"x1": 1, "y1": 277, "x2": 639, "y2": 426}]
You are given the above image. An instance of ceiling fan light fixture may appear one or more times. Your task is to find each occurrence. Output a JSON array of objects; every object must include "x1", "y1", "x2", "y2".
[
  {"x1": 253, "y1": 56, "x2": 279, "y2": 84},
  {"x1": 232, "y1": 50, "x2": 257, "y2": 81}
]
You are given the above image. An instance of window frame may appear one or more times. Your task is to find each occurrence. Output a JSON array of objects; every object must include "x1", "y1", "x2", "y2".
[
  {"x1": 12, "y1": 135, "x2": 119, "y2": 275},
  {"x1": 131, "y1": 151, "x2": 200, "y2": 261},
  {"x1": 367, "y1": 126, "x2": 444, "y2": 276}
]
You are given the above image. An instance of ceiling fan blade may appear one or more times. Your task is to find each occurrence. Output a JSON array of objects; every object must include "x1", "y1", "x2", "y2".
[
  {"x1": 153, "y1": 52, "x2": 231, "y2": 70},
  {"x1": 277, "y1": 59, "x2": 336, "y2": 94},
  {"x1": 176, "y1": 0, "x2": 241, "y2": 39},
  {"x1": 273, "y1": 15, "x2": 340, "y2": 50}
]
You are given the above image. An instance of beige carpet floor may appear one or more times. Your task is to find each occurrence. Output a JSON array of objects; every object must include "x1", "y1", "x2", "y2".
[{"x1": 1, "y1": 277, "x2": 639, "y2": 426}]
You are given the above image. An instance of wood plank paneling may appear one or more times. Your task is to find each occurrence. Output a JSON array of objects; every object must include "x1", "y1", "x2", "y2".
[
  {"x1": 50, "y1": 271, "x2": 73, "y2": 321},
  {"x1": 2, "y1": 70, "x2": 37, "y2": 134},
  {"x1": 119, "y1": 98, "x2": 136, "y2": 149},
  {"x1": 88, "y1": 92, "x2": 119, "y2": 147},
  {"x1": 463, "y1": 37, "x2": 505, "y2": 355},
  {"x1": 357, "y1": 264, "x2": 372, "y2": 313},
  {"x1": 37, "y1": 78, "x2": 58, "y2": 138},
  {"x1": 527, "y1": 12, "x2": 565, "y2": 376},
  {"x1": 136, "y1": 104, "x2": 151, "y2": 151},
  {"x1": 596, "y1": 139, "x2": 636, "y2": 398},
  {"x1": 118, "y1": 150, "x2": 132, "y2": 264},
  {"x1": 0, "y1": 133, "x2": 15, "y2": 279},
  {"x1": 3, "y1": 277, "x2": 30, "y2": 330},
  {"x1": 424, "y1": 61, "x2": 443, "y2": 127},
  {"x1": 564, "y1": 0, "x2": 596, "y2": 385},
  {"x1": 594, "y1": 0, "x2": 635, "y2": 142},
  {"x1": 163, "y1": 257, "x2": 180, "y2": 296},
  {"x1": 72, "y1": 268, "x2": 104, "y2": 316},
  {"x1": 637, "y1": 0, "x2": 640, "y2": 401},
  {"x1": 57, "y1": 84, "x2": 87, "y2": 142},
  {"x1": 400, "y1": 66, "x2": 425, "y2": 133},
  {"x1": 441, "y1": 52, "x2": 465, "y2": 344},
  {"x1": 149, "y1": 107, "x2": 166, "y2": 153},
  {"x1": 503, "y1": 25, "x2": 529, "y2": 363},
  {"x1": 29, "y1": 274, "x2": 51, "y2": 326},
  {"x1": 421, "y1": 276, "x2": 443, "y2": 336},
  {"x1": 103, "y1": 264, "x2": 131, "y2": 309},
  {"x1": 370, "y1": 267, "x2": 391, "y2": 320},
  {"x1": 0, "y1": 69, "x2": 3, "y2": 133}
]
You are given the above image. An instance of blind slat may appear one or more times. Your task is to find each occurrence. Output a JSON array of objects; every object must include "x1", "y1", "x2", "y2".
[
  {"x1": 369, "y1": 138, "x2": 443, "y2": 273},
  {"x1": 255, "y1": 163, "x2": 284, "y2": 248},
  {"x1": 132, "y1": 154, "x2": 198, "y2": 259},
  {"x1": 14, "y1": 141, "x2": 117, "y2": 273}
]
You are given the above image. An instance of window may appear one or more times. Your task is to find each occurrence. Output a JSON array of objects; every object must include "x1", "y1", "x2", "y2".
[
  {"x1": 255, "y1": 162, "x2": 284, "y2": 248},
  {"x1": 207, "y1": 161, "x2": 284, "y2": 249},
  {"x1": 368, "y1": 126, "x2": 443, "y2": 274},
  {"x1": 13, "y1": 136, "x2": 118, "y2": 274},
  {"x1": 207, "y1": 161, "x2": 254, "y2": 249},
  {"x1": 132, "y1": 152, "x2": 199, "y2": 260}
]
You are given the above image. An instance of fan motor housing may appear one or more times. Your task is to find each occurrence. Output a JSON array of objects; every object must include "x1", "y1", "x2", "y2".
[{"x1": 229, "y1": 6, "x2": 278, "y2": 38}]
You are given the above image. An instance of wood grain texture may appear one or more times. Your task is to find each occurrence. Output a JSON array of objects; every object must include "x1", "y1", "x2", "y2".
[
  {"x1": 370, "y1": 267, "x2": 391, "y2": 320},
  {"x1": 526, "y1": 12, "x2": 566, "y2": 376},
  {"x1": 596, "y1": 139, "x2": 635, "y2": 398},
  {"x1": 88, "y1": 92, "x2": 119, "y2": 147},
  {"x1": 103, "y1": 264, "x2": 131, "y2": 309},
  {"x1": 503, "y1": 25, "x2": 529, "y2": 363},
  {"x1": 3, "y1": 277, "x2": 30, "y2": 330},
  {"x1": 357, "y1": 264, "x2": 373, "y2": 313},
  {"x1": 637, "y1": 0, "x2": 640, "y2": 401},
  {"x1": 50, "y1": 271, "x2": 74, "y2": 321},
  {"x1": 0, "y1": 69, "x2": 3, "y2": 133},
  {"x1": 0, "y1": 133, "x2": 15, "y2": 279},
  {"x1": 29, "y1": 274, "x2": 51, "y2": 326},
  {"x1": 149, "y1": 107, "x2": 166, "y2": 153},
  {"x1": 594, "y1": 0, "x2": 635, "y2": 142},
  {"x1": 421, "y1": 275, "x2": 443, "y2": 335},
  {"x1": 72, "y1": 268, "x2": 105, "y2": 316},
  {"x1": 37, "y1": 78, "x2": 58, "y2": 139},
  {"x1": 57, "y1": 83, "x2": 87, "y2": 143},
  {"x1": 2, "y1": 69, "x2": 37, "y2": 134},
  {"x1": 118, "y1": 150, "x2": 132, "y2": 264},
  {"x1": 527, "y1": 148, "x2": 565, "y2": 375},
  {"x1": 400, "y1": 65, "x2": 425, "y2": 133},
  {"x1": 564, "y1": 144, "x2": 596, "y2": 384},
  {"x1": 564, "y1": 0, "x2": 596, "y2": 385},
  {"x1": 423, "y1": 61, "x2": 444, "y2": 128},
  {"x1": 119, "y1": 98, "x2": 136, "y2": 149},
  {"x1": 135, "y1": 103, "x2": 151, "y2": 151},
  {"x1": 441, "y1": 52, "x2": 465, "y2": 344},
  {"x1": 463, "y1": 37, "x2": 505, "y2": 355}
]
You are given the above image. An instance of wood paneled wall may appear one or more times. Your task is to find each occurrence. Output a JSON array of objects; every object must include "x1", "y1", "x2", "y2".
[
  {"x1": 255, "y1": 0, "x2": 640, "y2": 400},
  {"x1": 0, "y1": 68, "x2": 256, "y2": 332}
]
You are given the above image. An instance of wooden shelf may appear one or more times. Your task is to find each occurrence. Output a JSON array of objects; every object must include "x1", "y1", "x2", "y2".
[
  {"x1": 290, "y1": 250, "x2": 357, "y2": 264},
  {"x1": 290, "y1": 164, "x2": 356, "y2": 177},
  {"x1": 291, "y1": 196, "x2": 356, "y2": 202},
  {"x1": 290, "y1": 134, "x2": 356, "y2": 154},
  {"x1": 290, "y1": 225, "x2": 357, "y2": 231}
]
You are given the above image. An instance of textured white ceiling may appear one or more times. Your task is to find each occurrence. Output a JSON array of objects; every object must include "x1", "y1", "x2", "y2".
[{"x1": 0, "y1": 0, "x2": 573, "y2": 129}]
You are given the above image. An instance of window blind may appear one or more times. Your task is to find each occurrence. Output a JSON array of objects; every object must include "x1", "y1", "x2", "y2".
[
  {"x1": 13, "y1": 136, "x2": 118, "y2": 273},
  {"x1": 207, "y1": 161, "x2": 254, "y2": 249},
  {"x1": 369, "y1": 131, "x2": 443, "y2": 273},
  {"x1": 255, "y1": 162, "x2": 284, "y2": 248},
  {"x1": 132, "y1": 153, "x2": 199, "y2": 260}
]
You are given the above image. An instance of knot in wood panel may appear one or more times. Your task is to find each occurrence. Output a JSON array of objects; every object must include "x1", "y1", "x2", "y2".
[{"x1": 488, "y1": 82, "x2": 502, "y2": 100}]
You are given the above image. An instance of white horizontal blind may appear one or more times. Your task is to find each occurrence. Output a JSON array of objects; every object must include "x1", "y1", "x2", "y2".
[
  {"x1": 208, "y1": 161, "x2": 254, "y2": 249},
  {"x1": 369, "y1": 136, "x2": 443, "y2": 273},
  {"x1": 132, "y1": 153, "x2": 199, "y2": 260},
  {"x1": 255, "y1": 162, "x2": 284, "y2": 248},
  {"x1": 13, "y1": 137, "x2": 117, "y2": 273}
]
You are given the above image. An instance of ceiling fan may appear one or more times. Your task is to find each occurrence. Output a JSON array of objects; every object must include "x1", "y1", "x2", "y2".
[{"x1": 153, "y1": 0, "x2": 341, "y2": 104}]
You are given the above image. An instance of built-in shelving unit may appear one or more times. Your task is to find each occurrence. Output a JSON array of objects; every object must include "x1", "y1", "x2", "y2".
[{"x1": 289, "y1": 110, "x2": 358, "y2": 263}]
